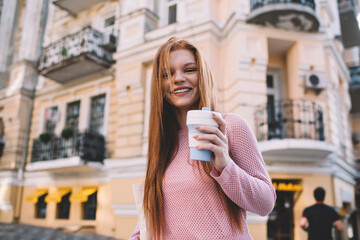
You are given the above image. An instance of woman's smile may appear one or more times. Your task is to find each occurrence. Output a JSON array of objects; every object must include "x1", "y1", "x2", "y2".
[{"x1": 172, "y1": 87, "x2": 193, "y2": 96}]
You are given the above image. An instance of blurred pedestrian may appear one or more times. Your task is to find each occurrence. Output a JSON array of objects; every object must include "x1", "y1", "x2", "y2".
[
  {"x1": 129, "y1": 37, "x2": 276, "y2": 240},
  {"x1": 300, "y1": 187, "x2": 343, "y2": 240}
]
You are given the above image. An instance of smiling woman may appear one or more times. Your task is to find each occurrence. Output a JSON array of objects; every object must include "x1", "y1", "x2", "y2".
[
  {"x1": 129, "y1": 37, "x2": 276, "y2": 240},
  {"x1": 161, "y1": 49, "x2": 200, "y2": 128}
]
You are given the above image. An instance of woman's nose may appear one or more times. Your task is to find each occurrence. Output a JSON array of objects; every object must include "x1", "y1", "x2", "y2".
[{"x1": 173, "y1": 71, "x2": 185, "y2": 83}]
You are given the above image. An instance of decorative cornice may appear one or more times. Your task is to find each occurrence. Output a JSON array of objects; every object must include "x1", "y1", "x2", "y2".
[{"x1": 119, "y1": 8, "x2": 159, "y2": 24}]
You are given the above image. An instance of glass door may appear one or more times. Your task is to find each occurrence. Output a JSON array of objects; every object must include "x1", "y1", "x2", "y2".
[
  {"x1": 267, "y1": 191, "x2": 295, "y2": 240},
  {"x1": 266, "y1": 69, "x2": 284, "y2": 139}
]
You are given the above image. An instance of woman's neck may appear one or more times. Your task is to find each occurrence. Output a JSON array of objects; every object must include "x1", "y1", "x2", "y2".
[
  {"x1": 174, "y1": 109, "x2": 188, "y2": 129},
  {"x1": 172, "y1": 102, "x2": 199, "y2": 129}
]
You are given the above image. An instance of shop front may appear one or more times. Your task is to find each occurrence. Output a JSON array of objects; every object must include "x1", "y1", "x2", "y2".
[{"x1": 267, "y1": 179, "x2": 302, "y2": 240}]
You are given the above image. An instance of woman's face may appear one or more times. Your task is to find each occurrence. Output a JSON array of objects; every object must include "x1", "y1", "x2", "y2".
[{"x1": 162, "y1": 49, "x2": 200, "y2": 112}]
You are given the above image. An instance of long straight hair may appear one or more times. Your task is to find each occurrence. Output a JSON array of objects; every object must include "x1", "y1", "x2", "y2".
[{"x1": 143, "y1": 37, "x2": 242, "y2": 240}]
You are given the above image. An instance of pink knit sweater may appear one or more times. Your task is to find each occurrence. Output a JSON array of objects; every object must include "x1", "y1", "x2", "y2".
[{"x1": 129, "y1": 113, "x2": 276, "y2": 240}]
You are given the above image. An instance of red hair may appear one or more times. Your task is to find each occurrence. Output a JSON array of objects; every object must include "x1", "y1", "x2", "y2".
[{"x1": 143, "y1": 37, "x2": 242, "y2": 239}]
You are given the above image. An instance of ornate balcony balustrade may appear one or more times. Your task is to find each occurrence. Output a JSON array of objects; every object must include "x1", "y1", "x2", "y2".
[
  {"x1": 254, "y1": 99, "x2": 324, "y2": 142},
  {"x1": 39, "y1": 27, "x2": 114, "y2": 83},
  {"x1": 251, "y1": 0, "x2": 315, "y2": 11},
  {"x1": 247, "y1": 0, "x2": 319, "y2": 32},
  {"x1": 31, "y1": 131, "x2": 105, "y2": 163}
]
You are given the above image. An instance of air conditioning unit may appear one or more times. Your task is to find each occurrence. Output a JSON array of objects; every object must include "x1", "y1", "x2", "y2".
[
  {"x1": 305, "y1": 72, "x2": 327, "y2": 90},
  {"x1": 102, "y1": 33, "x2": 117, "y2": 52}
]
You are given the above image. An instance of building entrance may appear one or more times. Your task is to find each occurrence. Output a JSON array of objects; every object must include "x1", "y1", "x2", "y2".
[{"x1": 268, "y1": 179, "x2": 302, "y2": 240}]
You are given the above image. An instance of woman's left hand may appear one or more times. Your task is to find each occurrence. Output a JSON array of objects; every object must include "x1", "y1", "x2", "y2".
[{"x1": 193, "y1": 113, "x2": 230, "y2": 172}]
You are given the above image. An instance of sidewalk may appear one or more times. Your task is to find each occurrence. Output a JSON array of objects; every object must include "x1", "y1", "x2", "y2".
[{"x1": 0, "y1": 223, "x2": 117, "y2": 240}]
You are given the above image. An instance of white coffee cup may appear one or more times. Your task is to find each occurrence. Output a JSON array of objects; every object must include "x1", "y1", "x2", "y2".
[{"x1": 186, "y1": 107, "x2": 221, "y2": 161}]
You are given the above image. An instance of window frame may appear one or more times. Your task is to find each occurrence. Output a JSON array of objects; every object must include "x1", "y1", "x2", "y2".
[
  {"x1": 56, "y1": 192, "x2": 71, "y2": 219},
  {"x1": 82, "y1": 191, "x2": 97, "y2": 220},
  {"x1": 65, "y1": 101, "x2": 81, "y2": 132},
  {"x1": 166, "y1": 0, "x2": 178, "y2": 25},
  {"x1": 35, "y1": 193, "x2": 48, "y2": 219},
  {"x1": 89, "y1": 94, "x2": 106, "y2": 135},
  {"x1": 44, "y1": 106, "x2": 59, "y2": 135}
]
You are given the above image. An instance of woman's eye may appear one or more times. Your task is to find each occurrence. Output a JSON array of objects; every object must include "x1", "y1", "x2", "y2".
[
  {"x1": 162, "y1": 72, "x2": 174, "y2": 78},
  {"x1": 185, "y1": 68, "x2": 197, "y2": 72}
]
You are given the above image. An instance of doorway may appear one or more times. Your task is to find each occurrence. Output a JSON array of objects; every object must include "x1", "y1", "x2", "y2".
[
  {"x1": 268, "y1": 179, "x2": 302, "y2": 240},
  {"x1": 266, "y1": 68, "x2": 284, "y2": 139}
]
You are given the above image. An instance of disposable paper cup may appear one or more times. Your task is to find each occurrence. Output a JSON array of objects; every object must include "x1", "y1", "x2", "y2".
[{"x1": 186, "y1": 107, "x2": 221, "y2": 161}]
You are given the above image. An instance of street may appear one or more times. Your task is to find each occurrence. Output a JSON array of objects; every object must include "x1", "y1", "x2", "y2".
[{"x1": 0, "y1": 223, "x2": 117, "y2": 240}]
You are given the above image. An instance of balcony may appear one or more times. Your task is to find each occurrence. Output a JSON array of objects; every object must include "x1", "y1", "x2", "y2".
[
  {"x1": 53, "y1": 0, "x2": 105, "y2": 15},
  {"x1": 39, "y1": 27, "x2": 115, "y2": 83},
  {"x1": 27, "y1": 131, "x2": 105, "y2": 172},
  {"x1": 254, "y1": 99, "x2": 335, "y2": 160},
  {"x1": 247, "y1": 0, "x2": 319, "y2": 32}
]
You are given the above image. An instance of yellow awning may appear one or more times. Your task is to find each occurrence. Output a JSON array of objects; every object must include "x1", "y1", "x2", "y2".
[
  {"x1": 25, "y1": 189, "x2": 48, "y2": 203},
  {"x1": 69, "y1": 188, "x2": 97, "y2": 202},
  {"x1": 45, "y1": 189, "x2": 71, "y2": 203}
]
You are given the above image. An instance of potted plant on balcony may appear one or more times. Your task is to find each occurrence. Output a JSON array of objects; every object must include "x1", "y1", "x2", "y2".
[
  {"x1": 39, "y1": 132, "x2": 52, "y2": 143},
  {"x1": 61, "y1": 126, "x2": 73, "y2": 139},
  {"x1": 61, "y1": 46, "x2": 67, "y2": 57}
]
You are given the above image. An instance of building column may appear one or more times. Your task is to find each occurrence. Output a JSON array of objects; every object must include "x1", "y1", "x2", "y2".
[
  {"x1": 7, "y1": 0, "x2": 48, "y2": 96},
  {"x1": 0, "y1": 0, "x2": 19, "y2": 75},
  {"x1": 1, "y1": 0, "x2": 48, "y2": 223},
  {"x1": 18, "y1": 0, "x2": 48, "y2": 62}
]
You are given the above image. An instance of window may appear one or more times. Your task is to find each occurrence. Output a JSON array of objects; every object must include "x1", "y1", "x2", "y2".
[
  {"x1": 104, "y1": 16, "x2": 115, "y2": 28},
  {"x1": 56, "y1": 192, "x2": 71, "y2": 219},
  {"x1": 167, "y1": 0, "x2": 177, "y2": 24},
  {"x1": 45, "y1": 106, "x2": 58, "y2": 134},
  {"x1": 35, "y1": 193, "x2": 48, "y2": 219},
  {"x1": 83, "y1": 191, "x2": 97, "y2": 220},
  {"x1": 104, "y1": 15, "x2": 115, "y2": 35},
  {"x1": 66, "y1": 101, "x2": 80, "y2": 132},
  {"x1": 90, "y1": 94, "x2": 105, "y2": 134}
]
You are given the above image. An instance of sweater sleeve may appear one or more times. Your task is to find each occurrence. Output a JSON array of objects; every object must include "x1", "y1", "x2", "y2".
[
  {"x1": 210, "y1": 113, "x2": 276, "y2": 216},
  {"x1": 128, "y1": 222, "x2": 140, "y2": 240}
]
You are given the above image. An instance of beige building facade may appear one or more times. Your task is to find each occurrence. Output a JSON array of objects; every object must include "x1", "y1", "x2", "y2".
[{"x1": 0, "y1": 0, "x2": 359, "y2": 239}]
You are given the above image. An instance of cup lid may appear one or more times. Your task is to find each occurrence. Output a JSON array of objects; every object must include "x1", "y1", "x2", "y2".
[{"x1": 186, "y1": 107, "x2": 221, "y2": 126}]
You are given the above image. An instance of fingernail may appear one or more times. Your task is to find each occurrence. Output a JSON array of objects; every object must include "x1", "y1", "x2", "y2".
[
  {"x1": 193, "y1": 135, "x2": 198, "y2": 139},
  {"x1": 195, "y1": 126, "x2": 200, "y2": 129}
]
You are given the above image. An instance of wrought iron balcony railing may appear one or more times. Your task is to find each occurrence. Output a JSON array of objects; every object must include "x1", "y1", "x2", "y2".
[
  {"x1": 247, "y1": 0, "x2": 319, "y2": 32},
  {"x1": 250, "y1": 0, "x2": 315, "y2": 11},
  {"x1": 31, "y1": 131, "x2": 105, "y2": 163},
  {"x1": 39, "y1": 27, "x2": 114, "y2": 83},
  {"x1": 338, "y1": 0, "x2": 356, "y2": 13},
  {"x1": 254, "y1": 99, "x2": 325, "y2": 141}
]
